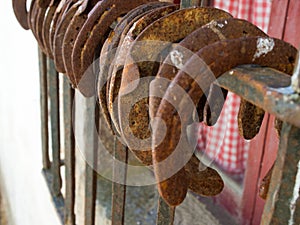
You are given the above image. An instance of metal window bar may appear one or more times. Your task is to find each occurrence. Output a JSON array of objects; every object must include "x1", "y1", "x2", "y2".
[{"x1": 38, "y1": 1, "x2": 300, "y2": 225}]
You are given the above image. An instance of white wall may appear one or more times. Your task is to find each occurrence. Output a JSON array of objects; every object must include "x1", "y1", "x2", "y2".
[{"x1": 0, "y1": 2, "x2": 61, "y2": 225}]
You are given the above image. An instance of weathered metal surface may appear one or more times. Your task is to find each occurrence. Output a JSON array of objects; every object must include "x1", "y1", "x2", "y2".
[
  {"x1": 12, "y1": 0, "x2": 30, "y2": 29},
  {"x1": 47, "y1": 57, "x2": 62, "y2": 197},
  {"x1": 63, "y1": 75, "x2": 75, "y2": 225},
  {"x1": 180, "y1": 0, "x2": 200, "y2": 8},
  {"x1": 62, "y1": 0, "x2": 97, "y2": 88},
  {"x1": 217, "y1": 66, "x2": 300, "y2": 128},
  {"x1": 200, "y1": 0, "x2": 213, "y2": 6},
  {"x1": 38, "y1": 48, "x2": 50, "y2": 169},
  {"x1": 53, "y1": 0, "x2": 80, "y2": 73},
  {"x1": 84, "y1": 105, "x2": 99, "y2": 225},
  {"x1": 291, "y1": 51, "x2": 300, "y2": 94},
  {"x1": 42, "y1": 169, "x2": 65, "y2": 224},
  {"x1": 152, "y1": 37, "x2": 296, "y2": 207},
  {"x1": 156, "y1": 197, "x2": 175, "y2": 225},
  {"x1": 105, "y1": 2, "x2": 176, "y2": 135},
  {"x1": 41, "y1": 0, "x2": 60, "y2": 58},
  {"x1": 72, "y1": 0, "x2": 157, "y2": 97},
  {"x1": 118, "y1": 7, "x2": 232, "y2": 206},
  {"x1": 261, "y1": 123, "x2": 300, "y2": 225},
  {"x1": 111, "y1": 138, "x2": 128, "y2": 225},
  {"x1": 84, "y1": 164, "x2": 97, "y2": 225},
  {"x1": 35, "y1": 3, "x2": 50, "y2": 53}
]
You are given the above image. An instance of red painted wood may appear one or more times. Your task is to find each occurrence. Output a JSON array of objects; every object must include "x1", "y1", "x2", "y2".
[
  {"x1": 241, "y1": 114, "x2": 270, "y2": 225},
  {"x1": 283, "y1": 0, "x2": 300, "y2": 47},
  {"x1": 252, "y1": 116, "x2": 279, "y2": 225},
  {"x1": 251, "y1": 1, "x2": 300, "y2": 224},
  {"x1": 267, "y1": 0, "x2": 289, "y2": 39},
  {"x1": 214, "y1": 184, "x2": 240, "y2": 218}
]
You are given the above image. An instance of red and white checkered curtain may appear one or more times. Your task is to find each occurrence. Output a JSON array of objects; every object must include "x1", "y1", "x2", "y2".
[{"x1": 197, "y1": 0, "x2": 272, "y2": 175}]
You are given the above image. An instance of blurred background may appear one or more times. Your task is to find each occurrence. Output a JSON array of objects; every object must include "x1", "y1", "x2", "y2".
[{"x1": 0, "y1": 1, "x2": 61, "y2": 224}]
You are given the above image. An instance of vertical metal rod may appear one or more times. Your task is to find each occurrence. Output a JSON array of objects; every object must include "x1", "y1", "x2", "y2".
[
  {"x1": 261, "y1": 123, "x2": 300, "y2": 225},
  {"x1": 156, "y1": 196, "x2": 175, "y2": 225},
  {"x1": 180, "y1": 0, "x2": 200, "y2": 8},
  {"x1": 156, "y1": 1, "x2": 202, "y2": 224},
  {"x1": 38, "y1": 48, "x2": 50, "y2": 169},
  {"x1": 84, "y1": 104, "x2": 99, "y2": 225},
  {"x1": 111, "y1": 138, "x2": 128, "y2": 225},
  {"x1": 47, "y1": 57, "x2": 62, "y2": 197},
  {"x1": 200, "y1": 0, "x2": 213, "y2": 6},
  {"x1": 63, "y1": 76, "x2": 76, "y2": 225}
]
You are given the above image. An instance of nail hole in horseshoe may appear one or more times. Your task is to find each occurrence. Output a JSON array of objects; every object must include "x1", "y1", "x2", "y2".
[{"x1": 289, "y1": 56, "x2": 295, "y2": 63}]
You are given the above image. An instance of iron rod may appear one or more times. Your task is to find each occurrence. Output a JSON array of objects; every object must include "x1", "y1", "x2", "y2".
[
  {"x1": 84, "y1": 104, "x2": 99, "y2": 225},
  {"x1": 261, "y1": 123, "x2": 300, "y2": 224},
  {"x1": 111, "y1": 138, "x2": 128, "y2": 225},
  {"x1": 63, "y1": 76, "x2": 76, "y2": 225},
  {"x1": 47, "y1": 57, "x2": 62, "y2": 197},
  {"x1": 38, "y1": 48, "x2": 50, "y2": 169},
  {"x1": 156, "y1": 197, "x2": 175, "y2": 225}
]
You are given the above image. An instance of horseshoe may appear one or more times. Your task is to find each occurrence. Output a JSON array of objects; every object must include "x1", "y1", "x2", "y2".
[
  {"x1": 118, "y1": 7, "x2": 232, "y2": 165},
  {"x1": 71, "y1": 0, "x2": 158, "y2": 97},
  {"x1": 237, "y1": 99, "x2": 265, "y2": 139},
  {"x1": 53, "y1": 0, "x2": 83, "y2": 72},
  {"x1": 34, "y1": 0, "x2": 52, "y2": 53},
  {"x1": 184, "y1": 155, "x2": 224, "y2": 197},
  {"x1": 48, "y1": 0, "x2": 76, "y2": 57},
  {"x1": 98, "y1": 2, "x2": 175, "y2": 135},
  {"x1": 12, "y1": 0, "x2": 30, "y2": 30},
  {"x1": 28, "y1": 0, "x2": 39, "y2": 38},
  {"x1": 154, "y1": 37, "x2": 297, "y2": 206},
  {"x1": 62, "y1": 0, "x2": 102, "y2": 87},
  {"x1": 105, "y1": 3, "x2": 178, "y2": 136},
  {"x1": 259, "y1": 164, "x2": 274, "y2": 200},
  {"x1": 38, "y1": 0, "x2": 52, "y2": 8},
  {"x1": 149, "y1": 18, "x2": 267, "y2": 134},
  {"x1": 41, "y1": 0, "x2": 71, "y2": 58}
]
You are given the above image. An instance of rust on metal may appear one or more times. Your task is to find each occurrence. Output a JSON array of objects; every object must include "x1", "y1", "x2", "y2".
[
  {"x1": 12, "y1": 0, "x2": 30, "y2": 29},
  {"x1": 107, "y1": 3, "x2": 178, "y2": 136},
  {"x1": 72, "y1": 0, "x2": 157, "y2": 97},
  {"x1": 98, "y1": 2, "x2": 175, "y2": 135},
  {"x1": 63, "y1": 76, "x2": 76, "y2": 225},
  {"x1": 47, "y1": 57, "x2": 62, "y2": 197},
  {"x1": 156, "y1": 196, "x2": 175, "y2": 225},
  {"x1": 119, "y1": 7, "x2": 232, "y2": 161},
  {"x1": 259, "y1": 163, "x2": 274, "y2": 200},
  {"x1": 35, "y1": 2, "x2": 50, "y2": 53},
  {"x1": 261, "y1": 123, "x2": 300, "y2": 225},
  {"x1": 49, "y1": 0, "x2": 74, "y2": 57},
  {"x1": 84, "y1": 104, "x2": 99, "y2": 225},
  {"x1": 151, "y1": 18, "x2": 267, "y2": 129},
  {"x1": 42, "y1": 1, "x2": 64, "y2": 59},
  {"x1": 62, "y1": 0, "x2": 101, "y2": 87},
  {"x1": 53, "y1": 1, "x2": 82, "y2": 73},
  {"x1": 153, "y1": 37, "x2": 297, "y2": 206},
  {"x1": 238, "y1": 99, "x2": 265, "y2": 140},
  {"x1": 218, "y1": 66, "x2": 300, "y2": 128},
  {"x1": 111, "y1": 138, "x2": 128, "y2": 225}
]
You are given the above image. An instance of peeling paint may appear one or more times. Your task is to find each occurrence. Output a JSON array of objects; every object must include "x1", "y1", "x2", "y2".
[
  {"x1": 206, "y1": 20, "x2": 226, "y2": 40},
  {"x1": 253, "y1": 37, "x2": 275, "y2": 60},
  {"x1": 170, "y1": 50, "x2": 184, "y2": 69}
]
